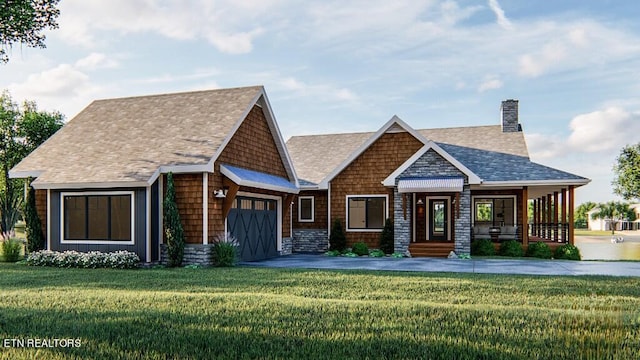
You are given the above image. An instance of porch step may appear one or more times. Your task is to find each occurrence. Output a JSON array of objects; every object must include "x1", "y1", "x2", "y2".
[{"x1": 409, "y1": 242, "x2": 455, "y2": 258}]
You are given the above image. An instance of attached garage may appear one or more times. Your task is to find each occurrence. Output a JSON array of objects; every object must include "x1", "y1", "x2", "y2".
[{"x1": 227, "y1": 195, "x2": 280, "y2": 261}]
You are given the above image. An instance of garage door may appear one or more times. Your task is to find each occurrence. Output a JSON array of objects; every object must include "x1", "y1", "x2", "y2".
[{"x1": 227, "y1": 196, "x2": 278, "y2": 262}]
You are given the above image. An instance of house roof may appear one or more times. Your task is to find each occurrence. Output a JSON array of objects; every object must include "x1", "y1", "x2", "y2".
[
  {"x1": 11, "y1": 86, "x2": 298, "y2": 189},
  {"x1": 287, "y1": 122, "x2": 530, "y2": 186},
  {"x1": 437, "y1": 143, "x2": 588, "y2": 183},
  {"x1": 418, "y1": 125, "x2": 529, "y2": 158}
]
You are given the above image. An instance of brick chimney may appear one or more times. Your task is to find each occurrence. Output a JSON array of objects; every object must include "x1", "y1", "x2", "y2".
[{"x1": 501, "y1": 99, "x2": 520, "y2": 132}]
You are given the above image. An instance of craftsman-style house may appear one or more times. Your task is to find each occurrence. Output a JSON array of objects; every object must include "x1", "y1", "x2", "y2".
[
  {"x1": 11, "y1": 86, "x2": 589, "y2": 262},
  {"x1": 287, "y1": 100, "x2": 589, "y2": 256}
]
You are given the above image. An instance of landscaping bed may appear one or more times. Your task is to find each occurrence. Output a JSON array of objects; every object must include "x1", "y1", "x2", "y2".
[{"x1": 0, "y1": 264, "x2": 638, "y2": 359}]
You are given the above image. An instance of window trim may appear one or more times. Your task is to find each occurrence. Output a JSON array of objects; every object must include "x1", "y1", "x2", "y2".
[
  {"x1": 298, "y1": 196, "x2": 315, "y2": 222},
  {"x1": 345, "y1": 194, "x2": 388, "y2": 232},
  {"x1": 60, "y1": 191, "x2": 135, "y2": 245}
]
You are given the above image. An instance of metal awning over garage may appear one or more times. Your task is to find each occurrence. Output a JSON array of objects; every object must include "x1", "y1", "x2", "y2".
[
  {"x1": 397, "y1": 177, "x2": 464, "y2": 193},
  {"x1": 220, "y1": 164, "x2": 299, "y2": 194}
]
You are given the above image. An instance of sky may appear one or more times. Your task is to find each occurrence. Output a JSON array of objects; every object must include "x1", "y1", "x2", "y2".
[{"x1": 1, "y1": 0, "x2": 639, "y2": 205}]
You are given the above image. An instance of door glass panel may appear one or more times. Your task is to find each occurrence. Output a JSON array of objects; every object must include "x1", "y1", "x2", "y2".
[{"x1": 433, "y1": 201, "x2": 445, "y2": 234}]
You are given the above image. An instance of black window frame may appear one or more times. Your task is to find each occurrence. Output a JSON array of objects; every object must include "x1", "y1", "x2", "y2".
[
  {"x1": 347, "y1": 195, "x2": 387, "y2": 231},
  {"x1": 62, "y1": 193, "x2": 133, "y2": 242}
]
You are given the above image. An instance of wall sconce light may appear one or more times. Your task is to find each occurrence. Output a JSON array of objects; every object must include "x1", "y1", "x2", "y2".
[
  {"x1": 214, "y1": 188, "x2": 228, "y2": 199},
  {"x1": 416, "y1": 199, "x2": 424, "y2": 205}
]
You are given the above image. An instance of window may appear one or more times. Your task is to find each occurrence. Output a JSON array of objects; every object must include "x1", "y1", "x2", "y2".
[
  {"x1": 347, "y1": 195, "x2": 387, "y2": 231},
  {"x1": 62, "y1": 192, "x2": 134, "y2": 243},
  {"x1": 475, "y1": 201, "x2": 493, "y2": 222},
  {"x1": 473, "y1": 197, "x2": 515, "y2": 226},
  {"x1": 298, "y1": 196, "x2": 314, "y2": 222}
]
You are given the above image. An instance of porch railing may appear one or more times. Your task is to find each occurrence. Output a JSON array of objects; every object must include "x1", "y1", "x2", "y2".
[{"x1": 528, "y1": 223, "x2": 570, "y2": 243}]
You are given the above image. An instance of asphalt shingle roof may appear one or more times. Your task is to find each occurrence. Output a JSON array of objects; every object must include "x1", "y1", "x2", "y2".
[
  {"x1": 11, "y1": 86, "x2": 264, "y2": 186},
  {"x1": 287, "y1": 124, "x2": 531, "y2": 185},
  {"x1": 437, "y1": 143, "x2": 588, "y2": 182}
]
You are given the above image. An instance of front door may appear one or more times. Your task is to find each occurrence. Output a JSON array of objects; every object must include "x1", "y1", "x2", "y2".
[{"x1": 429, "y1": 199, "x2": 448, "y2": 241}]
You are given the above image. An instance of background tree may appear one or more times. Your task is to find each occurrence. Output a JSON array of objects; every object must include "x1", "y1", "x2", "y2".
[
  {"x1": 0, "y1": 0, "x2": 60, "y2": 63},
  {"x1": 590, "y1": 201, "x2": 633, "y2": 235},
  {"x1": 0, "y1": 91, "x2": 63, "y2": 238},
  {"x1": 574, "y1": 201, "x2": 597, "y2": 229},
  {"x1": 612, "y1": 143, "x2": 640, "y2": 201},
  {"x1": 164, "y1": 172, "x2": 185, "y2": 267}
]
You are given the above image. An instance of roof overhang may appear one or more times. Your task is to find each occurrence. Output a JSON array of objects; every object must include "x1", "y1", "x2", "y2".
[
  {"x1": 30, "y1": 180, "x2": 150, "y2": 190},
  {"x1": 220, "y1": 164, "x2": 299, "y2": 194},
  {"x1": 398, "y1": 177, "x2": 464, "y2": 193},
  {"x1": 479, "y1": 179, "x2": 591, "y2": 187},
  {"x1": 8, "y1": 170, "x2": 43, "y2": 179}
]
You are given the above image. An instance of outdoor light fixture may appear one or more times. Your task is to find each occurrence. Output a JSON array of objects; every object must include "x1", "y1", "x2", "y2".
[
  {"x1": 214, "y1": 189, "x2": 227, "y2": 198},
  {"x1": 416, "y1": 199, "x2": 424, "y2": 205}
]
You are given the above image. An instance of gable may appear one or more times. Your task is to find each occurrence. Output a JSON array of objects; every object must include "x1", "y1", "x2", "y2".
[
  {"x1": 332, "y1": 131, "x2": 424, "y2": 185},
  {"x1": 400, "y1": 149, "x2": 468, "y2": 182},
  {"x1": 216, "y1": 105, "x2": 289, "y2": 179}
]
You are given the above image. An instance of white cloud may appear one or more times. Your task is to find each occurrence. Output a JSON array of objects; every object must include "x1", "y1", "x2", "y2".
[
  {"x1": 55, "y1": 0, "x2": 279, "y2": 54},
  {"x1": 527, "y1": 106, "x2": 640, "y2": 160},
  {"x1": 478, "y1": 77, "x2": 503, "y2": 92},
  {"x1": 568, "y1": 107, "x2": 640, "y2": 152},
  {"x1": 277, "y1": 76, "x2": 359, "y2": 104},
  {"x1": 75, "y1": 52, "x2": 119, "y2": 70},
  {"x1": 487, "y1": 0, "x2": 513, "y2": 30},
  {"x1": 518, "y1": 21, "x2": 640, "y2": 78}
]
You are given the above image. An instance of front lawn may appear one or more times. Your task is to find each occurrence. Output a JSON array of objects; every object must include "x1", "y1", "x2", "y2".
[
  {"x1": 0, "y1": 264, "x2": 639, "y2": 359},
  {"x1": 575, "y1": 229, "x2": 615, "y2": 236}
]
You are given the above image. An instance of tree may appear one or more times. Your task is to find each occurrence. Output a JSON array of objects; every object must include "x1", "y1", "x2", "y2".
[
  {"x1": 164, "y1": 172, "x2": 185, "y2": 267},
  {"x1": 575, "y1": 201, "x2": 597, "y2": 229},
  {"x1": 379, "y1": 218, "x2": 394, "y2": 254},
  {"x1": 0, "y1": 0, "x2": 60, "y2": 63},
  {"x1": 0, "y1": 91, "x2": 63, "y2": 238},
  {"x1": 590, "y1": 201, "x2": 633, "y2": 235},
  {"x1": 612, "y1": 143, "x2": 640, "y2": 201},
  {"x1": 329, "y1": 219, "x2": 346, "y2": 252},
  {"x1": 24, "y1": 183, "x2": 43, "y2": 252}
]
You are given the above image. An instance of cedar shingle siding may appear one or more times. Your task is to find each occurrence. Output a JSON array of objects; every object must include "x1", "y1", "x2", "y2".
[
  {"x1": 293, "y1": 190, "x2": 328, "y2": 229},
  {"x1": 35, "y1": 189, "x2": 47, "y2": 237},
  {"x1": 172, "y1": 174, "x2": 203, "y2": 244},
  {"x1": 208, "y1": 105, "x2": 291, "y2": 242},
  {"x1": 331, "y1": 132, "x2": 423, "y2": 247}
]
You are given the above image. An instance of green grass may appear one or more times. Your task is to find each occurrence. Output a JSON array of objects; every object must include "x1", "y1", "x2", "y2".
[
  {"x1": 1, "y1": 264, "x2": 639, "y2": 359},
  {"x1": 575, "y1": 229, "x2": 615, "y2": 236}
]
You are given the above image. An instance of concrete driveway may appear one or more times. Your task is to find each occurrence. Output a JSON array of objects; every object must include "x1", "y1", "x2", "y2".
[{"x1": 242, "y1": 254, "x2": 640, "y2": 277}]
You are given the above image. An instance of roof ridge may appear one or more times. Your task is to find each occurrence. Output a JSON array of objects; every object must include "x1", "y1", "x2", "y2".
[{"x1": 92, "y1": 85, "x2": 264, "y2": 103}]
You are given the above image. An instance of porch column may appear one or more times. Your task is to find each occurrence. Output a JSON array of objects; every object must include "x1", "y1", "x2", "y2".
[
  {"x1": 546, "y1": 194, "x2": 552, "y2": 240},
  {"x1": 532, "y1": 199, "x2": 538, "y2": 237},
  {"x1": 568, "y1": 185, "x2": 575, "y2": 245},
  {"x1": 540, "y1": 196, "x2": 547, "y2": 239},
  {"x1": 553, "y1": 191, "x2": 558, "y2": 242},
  {"x1": 522, "y1": 187, "x2": 528, "y2": 247},
  {"x1": 561, "y1": 188, "x2": 567, "y2": 243},
  {"x1": 537, "y1": 197, "x2": 542, "y2": 237}
]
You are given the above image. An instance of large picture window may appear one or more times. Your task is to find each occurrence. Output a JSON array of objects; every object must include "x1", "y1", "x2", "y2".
[
  {"x1": 473, "y1": 197, "x2": 515, "y2": 226},
  {"x1": 62, "y1": 192, "x2": 134, "y2": 243},
  {"x1": 298, "y1": 196, "x2": 314, "y2": 222},
  {"x1": 347, "y1": 195, "x2": 387, "y2": 231}
]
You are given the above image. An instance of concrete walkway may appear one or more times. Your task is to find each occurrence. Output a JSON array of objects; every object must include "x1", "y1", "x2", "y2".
[{"x1": 242, "y1": 254, "x2": 640, "y2": 277}]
